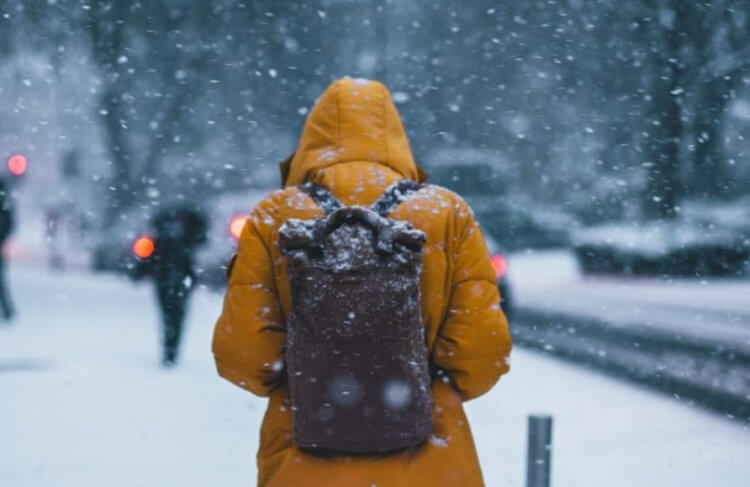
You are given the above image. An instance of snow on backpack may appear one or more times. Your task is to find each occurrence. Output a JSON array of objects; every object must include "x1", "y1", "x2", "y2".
[{"x1": 278, "y1": 180, "x2": 433, "y2": 453}]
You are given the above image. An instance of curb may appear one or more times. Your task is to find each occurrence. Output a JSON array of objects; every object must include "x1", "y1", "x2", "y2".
[{"x1": 512, "y1": 307, "x2": 750, "y2": 423}]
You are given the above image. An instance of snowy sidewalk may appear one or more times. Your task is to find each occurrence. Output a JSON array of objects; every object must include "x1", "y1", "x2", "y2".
[{"x1": 1, "y1": 266, "x2": 749, "y2": 486}]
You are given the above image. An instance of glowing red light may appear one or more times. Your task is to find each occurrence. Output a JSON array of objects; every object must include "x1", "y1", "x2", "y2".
[
  {"x1": 133, "y1": 235, "x2": 155, "y2": 259},
  {"x1": 7, "y1": 154, "x2": 28, "y2": 176},
  {"x1": 229, "y1": 214, "x2": 247, "y2": 241},
  {"x1": 490, "y1": 254, "x2": 508, "y2": 279}
]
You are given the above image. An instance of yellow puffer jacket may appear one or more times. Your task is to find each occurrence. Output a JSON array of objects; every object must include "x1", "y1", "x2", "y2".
[{"x1": 213, "y1": 78, "x2": 512, "y2": 487}]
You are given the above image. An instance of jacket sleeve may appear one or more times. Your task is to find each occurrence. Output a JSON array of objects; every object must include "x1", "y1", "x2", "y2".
[
  {"x1": 431, "y1": 207, "x2": 512, "y2": 401},
  {"x1": 212, "y1": 203, "x2": 286, "y2": 397}
]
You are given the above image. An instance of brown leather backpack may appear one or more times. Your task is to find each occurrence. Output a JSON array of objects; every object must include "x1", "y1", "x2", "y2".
[{"x1": 278, "y1": 180, "x2": 433, "y2": 453}]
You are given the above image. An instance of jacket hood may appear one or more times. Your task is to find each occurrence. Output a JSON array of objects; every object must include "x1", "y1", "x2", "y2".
[{"x1": 282, "y1": 77, "x2": 425, "y2": 187}]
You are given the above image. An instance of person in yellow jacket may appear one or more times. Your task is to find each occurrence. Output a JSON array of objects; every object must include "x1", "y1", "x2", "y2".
[{"x1": 212, "y1": 77, "x2": 512, "y2": 487}]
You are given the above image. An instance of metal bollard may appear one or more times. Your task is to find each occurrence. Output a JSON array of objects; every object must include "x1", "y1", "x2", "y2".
[{"x1": 526, "y1": 415, "x2": 553, "y2": 487}]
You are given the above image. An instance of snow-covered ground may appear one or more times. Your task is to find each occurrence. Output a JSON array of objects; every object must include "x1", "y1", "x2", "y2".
[
  {"x1": 1, "y1": 265, "x2": 749, "y2": 486},
  {"x1": 508, "y1": 249, "x2": 750, "y2": 348}
]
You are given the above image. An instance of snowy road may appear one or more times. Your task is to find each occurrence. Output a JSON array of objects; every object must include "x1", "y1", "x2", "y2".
[
  {"x1": 1, "y1": 267, "x2": 749, "y2": 486},
  {"x1": 508, "y1": 250, "x2": 750, "y2": 347},
  {"x1": 507, "y1": 249, "x2": 750, "y2": 418}
]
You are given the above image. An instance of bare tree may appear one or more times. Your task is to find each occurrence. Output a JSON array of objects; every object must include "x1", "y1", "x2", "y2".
[
  {"x1": 84, "y1": 2, "x2": 219, "y2": 217},
  {"x1": 687, "y1": 0, "x2": 750, "y2": 198}
]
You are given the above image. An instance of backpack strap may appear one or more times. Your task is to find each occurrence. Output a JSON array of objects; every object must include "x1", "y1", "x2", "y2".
[
  {"x1": 299, "y1": 182, "x2": 344, "y2": 215},
  {"x1": 370, "y1": 180, "x2": 423, "y2": 217}
]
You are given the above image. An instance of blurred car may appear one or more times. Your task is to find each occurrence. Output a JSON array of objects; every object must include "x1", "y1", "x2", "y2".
[
  {"x1": 90, "y1": 206, "x2": 151, "y2": 274},
  {"x1": 424, "y1": 147, "x2": 515, "y2": 196},
  {"x1": 194, "y1": 191, "x2": 264, "y2": 289},
  {"x1": 425, "y1": 148, "x2": 574, "y2": 251},
  {"x1": 90, "y1": 190, "x2": 268, "y2": 289},
  {"x1": 472, "y1": 199, "x2": 572, "y2": 251},
  {"x1": 483, "y1": 232, "x2": 513, "y2": 318}
]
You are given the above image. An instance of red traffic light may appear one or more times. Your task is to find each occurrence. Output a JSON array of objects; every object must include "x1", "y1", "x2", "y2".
[
  {"x1": 229, "y1": 214, "x2": 247, "y2": 241},
  {"x1": 133, "y1": 235, "x2": 155, "y2": 259},
  {"x1": 7, "y1": 154, "x2": 28, "y2": 176}
]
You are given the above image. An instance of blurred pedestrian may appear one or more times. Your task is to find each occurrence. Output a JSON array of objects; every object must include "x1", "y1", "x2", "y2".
[
  {"x1": 134, "y1": 205, "x2": 207, "y2": 366},
  {"x1": 0, "y1": 178, "x2": 15, "y2": 321},
  {"x1": 212, "y1": 78, "x2": 512, "y2": 486},
  {"x1": 45, "y1": 206, "x2": 65, "y2": 271}
]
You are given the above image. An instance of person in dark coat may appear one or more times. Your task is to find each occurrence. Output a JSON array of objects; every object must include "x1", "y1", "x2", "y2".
[
  {"x1": 0, "y1": 179, "x2": 15, "y2": 321},
  {"x1": 134, "y1": 205, "x2": 208, "y2": 366}
]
